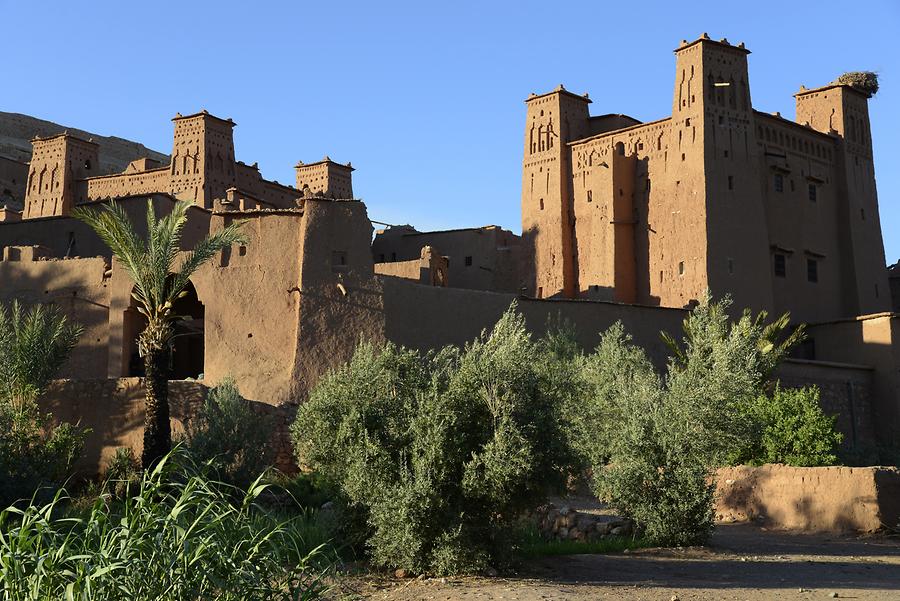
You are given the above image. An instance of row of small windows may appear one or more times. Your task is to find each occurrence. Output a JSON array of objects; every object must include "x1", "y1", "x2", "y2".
[
  {"x1": 773, "y1": 174, "x2": 818, "y2": 201},
  {"x1": 773, "y1": 253, "x2": 819, "y2": 283},
  {"x1": 759, "y1": 126, "x2": 831, "y2": 160}
]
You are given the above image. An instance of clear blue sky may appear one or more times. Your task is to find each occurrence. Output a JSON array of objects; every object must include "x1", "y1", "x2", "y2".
[{"x1": 3, "y1": 1, "x2": 898, "y2": 263}]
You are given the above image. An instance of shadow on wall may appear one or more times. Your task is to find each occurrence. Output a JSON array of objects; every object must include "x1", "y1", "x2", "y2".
[
  {"x1": 715, "y1": 464, "x2": 900, "y2": 533},
  {"x1": 37, "y1": 379, "x2": 299, "y2": 477},
  {"x1": 0, "y1": 258, "x2": 111, "y2": 379}
]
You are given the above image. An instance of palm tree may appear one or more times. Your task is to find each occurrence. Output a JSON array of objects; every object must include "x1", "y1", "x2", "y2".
[{"x1": 75, "y1": 200, "x2": 247, "y2": 469}]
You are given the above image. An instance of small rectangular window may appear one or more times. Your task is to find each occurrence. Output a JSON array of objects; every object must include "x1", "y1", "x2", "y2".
[
  {"x1": 808, "y1": 183, "x2": 817, "y2": 202},
  {"x1": 537, "y1": 286, "x2": 543, "y2": 299},
  {"x1": 587, "y1": 190, "x2": 592, "y2": 203},
  {"x1": 774, "y1": 174, "x2": 784, "y2": 193},
  {"x1": 678, "y1": 261, "x2": 685, "y2": 276},
  {"x1": 331, "y1": 250, "x2": 347, "y2": 267},
  {"x1": 464, "y1": 256, "x2": 473, "y2": 267},
  {"x1": 539, "y1": 198, "x2": 544, "y2": 210},
  {"x1": 861, "y1": 208, "x2": 866, "y2": 220},
  {"x1": 807, "y1": 258, "x2": 818, "y2": 283},
  {"x1": 774, "y1": 253, "x2": 786, "y2": 277},
  {"x1": 727, "y1": 175, "x2": 734, "y2": 190}
]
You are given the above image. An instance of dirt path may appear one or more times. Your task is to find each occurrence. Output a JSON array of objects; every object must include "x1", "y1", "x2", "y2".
[{"x1": 336, "y1": 525, "x2": 900, "y2": 600}]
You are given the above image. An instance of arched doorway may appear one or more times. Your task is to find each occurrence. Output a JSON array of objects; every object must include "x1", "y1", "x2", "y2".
[
  {"x1": 170, "y1": 281, "x2": 205, "y2": 379},
  {"x1": 123, "y1": 280, "x2": 205, "y2": 379}
]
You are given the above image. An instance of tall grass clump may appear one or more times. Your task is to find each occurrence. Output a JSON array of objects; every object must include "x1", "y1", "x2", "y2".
[
  {"x1": 291, "y1": 303, "x2": 577, "y2": 575},
  {"x1": 0, "y1": 451, "x2": 330, "y2": 601}
]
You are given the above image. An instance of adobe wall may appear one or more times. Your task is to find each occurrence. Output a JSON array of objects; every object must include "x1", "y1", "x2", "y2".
[
  {"x1": 373, "y1": 226, "x2": 521, "y2": 292},
  {"x1": 776, "y1": 359, "x2": 877, "y2": 455},
  {"x1": 715, "y1": 464, "x2": 900, "y2": 532},
  {"x1": 0, "y1": 194, "x2": 211, "y2": 259},
  {"x1": 291, "y1": 199, "x2": 387, "y2": 400},
  {"x1": 186, "y1": 209, "x2": 306, "y2": 405},
  {"x1": 0, "y1": 155, "x2": 27, "y2": 206},
  {"x1": 380, "y1": 277, "x2": 686, "y2": 368},
  {"x1": 375, "y1": 259, "x2": 430, "y2": 284},
  {"x1": 0, "y1": 255, "x2": 110, "y2": 378},
  {"x1": 37, "y1": 379, "x2": 297, "y2": 477},
  {"x1": 805, "y1": 315, "x2": 900, "y2": 447}
]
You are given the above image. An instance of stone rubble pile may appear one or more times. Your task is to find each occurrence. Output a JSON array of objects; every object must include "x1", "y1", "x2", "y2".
[{"x1": 534, "y1": 503, "x2": 634, "y2": 542}]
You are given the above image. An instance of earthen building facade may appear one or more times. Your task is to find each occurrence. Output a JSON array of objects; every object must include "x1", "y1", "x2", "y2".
[{"x1": 1, "y1": 34, "x2": 898, "y2": 471}]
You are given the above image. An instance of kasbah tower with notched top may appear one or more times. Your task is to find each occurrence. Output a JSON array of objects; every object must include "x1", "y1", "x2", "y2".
[{"x1": 521, "y1": 33, "x2": 887, "y2": 329}]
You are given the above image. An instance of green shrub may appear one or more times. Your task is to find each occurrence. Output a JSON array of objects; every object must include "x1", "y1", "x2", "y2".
[
  {"x1": 182, "y1": 378, "x2": 274, "y2": 488},
  {"x1": 736, "y1": 385, "x2": 842, "y2": 466},
  {"x1": 0, "y1": 400, "x2": 87, "y2": 508},
  {"x1": 0, "y1": 300, "x2": 86, "y2": 508},
  {"x1": 291, "y1": 304, "x2": 576, "y2": 575},
  {"x1": 103, "y1": 446, "x2": 142, "y2": 498},
  {"x1": 0, "y1": 300, "x2": 82, "y2": 409},
  {"x1": 0, "y1": 451, "x2": 329, "y2": 601},
  {"x1": 575, "y1": 298, "x2": 809, "y2": 546}
]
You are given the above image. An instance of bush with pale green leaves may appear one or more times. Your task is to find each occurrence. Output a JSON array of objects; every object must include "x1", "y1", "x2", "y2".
[
  {"x1": 291, "y1": 304, "x2": 576, "y2": 575},
  {"x1": 570, "y1": 296, "x2": 840, "y2": 546},
  {"x1": 182, "y1": 378, "x2": 274, "y2": 488}
]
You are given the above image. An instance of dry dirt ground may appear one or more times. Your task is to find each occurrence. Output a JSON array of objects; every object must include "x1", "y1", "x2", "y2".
[{"x1": 333, "y1": 524, "x2": 900, "y2": 601}]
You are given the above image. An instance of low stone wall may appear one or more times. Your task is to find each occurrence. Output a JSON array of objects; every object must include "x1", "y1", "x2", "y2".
[
  {"x1": 38, "y1": 378, "x2": 298, "y2": 477},
  {"x1": 715, "y1": 464, "x2": 900, "y2": 532}
]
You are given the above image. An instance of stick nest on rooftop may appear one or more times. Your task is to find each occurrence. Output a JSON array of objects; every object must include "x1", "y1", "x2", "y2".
[{"x1": 832, "y1": 71, "x2": 879, "y2": 96}]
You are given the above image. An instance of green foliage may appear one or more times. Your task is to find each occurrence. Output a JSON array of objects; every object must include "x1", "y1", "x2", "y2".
[
  {"x1": 516, "y1": 523, "x2": 646, "y2": 558},
  {"x1": 73, "y1": 200, "x2": 247, "y2": 356},
  {"x1": 102, "y1": 446, "x2": 142, "y2": 498},
  {"x1": 735, "y1": 385, "x2": 842, "y2": 466},
  {"x1": 0, "y1": 300, "x2": 82, "y2": 408},
  {"x1": 0, "y1": 400, "x2": 87, "y2": 508},
  {"x1": 182, "y1": 378, "x2": 274, "y2": 488},
  {"x1": 579, "y1": 324, "x2": 716, "y2": 546},
  {"x1": 75, "y1": 199, "x2": 248, "y2": 469},
  {"x1": 0, "y1": 300, "x2": 86, "y2": 508},
  {"x1": 0, "y1": 451, "x2": 330, "y2": 601},
  {"x1": 574, "y1": 297, "x2": 818, "y2": 546},
  {"x1": 291, "y1": 303, "x2": 576, "y2": 575}
]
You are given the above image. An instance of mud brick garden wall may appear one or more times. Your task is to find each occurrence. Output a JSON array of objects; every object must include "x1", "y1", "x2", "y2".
[{"x1": 38, "y1": 378, "x2": 298, "y2": 477}]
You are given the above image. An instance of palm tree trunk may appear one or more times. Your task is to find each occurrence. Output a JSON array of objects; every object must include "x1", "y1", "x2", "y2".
[{"x1": 141, "y1": 345, "x2": 172, "y2": 469}]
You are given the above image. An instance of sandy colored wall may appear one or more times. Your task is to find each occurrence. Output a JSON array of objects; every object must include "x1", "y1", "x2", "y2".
[
  {"x1": 374, "y1": 258, "x2": 429, "y2": 283},
  {"x1": 291, "y1": 199, "x2": 387, "y2": 400},
  {"x1": 716, "y1": 464, "x2": 900, "y2": 532},
  {"x1": 0, "y1": 194, "x2": 210, "y2": 260},
  {"x1": 0, "y1": 256, "x2": 110, "y2": 378},
  {"x1": 37, "y1": 378, "x2": 297, "y2": 477},
  {"x1": 806, "y1": 315, "x2": 900, "y2": 447},
  {"x1": 380, "y1": 277, "x2": 686, "y2": 368},
  {"x1": 187, "y1": 210, "x2": 305, "y2": 405},
  {"x1": 373, "y1": 226, "x2": 520, "y2": 293}
]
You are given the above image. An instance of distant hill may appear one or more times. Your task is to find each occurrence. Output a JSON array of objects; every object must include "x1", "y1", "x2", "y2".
[{"x1": 0, "y1": 111, "x2": 169, "y2": 175}]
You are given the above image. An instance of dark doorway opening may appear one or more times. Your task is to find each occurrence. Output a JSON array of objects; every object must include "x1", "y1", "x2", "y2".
[{"x1": 123, "y1": 280, "x2": 205, "y2": 380}]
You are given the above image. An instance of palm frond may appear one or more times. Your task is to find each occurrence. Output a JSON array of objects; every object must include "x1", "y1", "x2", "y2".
[
  {"x1": 73, "y1": 202, "x2": 152, "y2": 307},
  {"x1": 170, "y1": 221, "x2": 248, "y2": 301}
]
